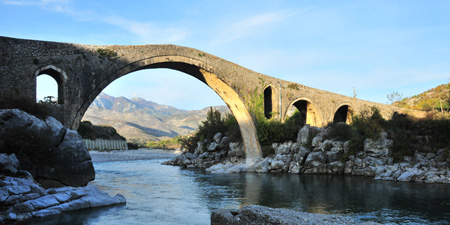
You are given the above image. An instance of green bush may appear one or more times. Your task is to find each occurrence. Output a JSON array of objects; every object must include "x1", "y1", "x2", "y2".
[
  {"x1": 351, "y1": 107, "x2": 385, "y2": 140},
  {"x1": 255, "y1": 110, "x2": 305, "y2": 147},
  {"x1": 385, "y1": 113, "x2": 450, "y2": 161},
  {"x1": 326, "y1": 123, "x2": 353, "y2": 141},
  {"x1": 179, "y1": 108, "x2": 241, "y2": 153},
  {"x1": 77, "y1": 121, "x2": 126, "y2": 140}
]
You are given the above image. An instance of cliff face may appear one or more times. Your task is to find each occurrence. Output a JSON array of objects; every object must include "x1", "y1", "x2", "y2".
[{"x1": 82, "y1": 93, "x2": 229, "y2": 141}]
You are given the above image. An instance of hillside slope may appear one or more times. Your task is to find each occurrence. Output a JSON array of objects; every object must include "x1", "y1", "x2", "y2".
[
  {"x1": 394, "y1": 83, "x2": 450, "y2": 111},
  {"x1": 82, "y1": 93, "x2": 229, "y2": 141}
]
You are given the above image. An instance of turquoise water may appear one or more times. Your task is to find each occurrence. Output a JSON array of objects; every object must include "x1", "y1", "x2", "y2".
[{"x1": 22, "y1": 149, "x2": 450, "y2": 224}]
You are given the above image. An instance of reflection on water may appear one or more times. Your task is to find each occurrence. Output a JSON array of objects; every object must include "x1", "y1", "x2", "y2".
[{"x1": 17, "y1": 150, "x2": 450, "y2": 224}]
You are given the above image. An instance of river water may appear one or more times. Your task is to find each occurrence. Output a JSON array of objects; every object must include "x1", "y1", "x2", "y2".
[{"x1": 24, "y1": 149, "x2": 450, "y2": 225}]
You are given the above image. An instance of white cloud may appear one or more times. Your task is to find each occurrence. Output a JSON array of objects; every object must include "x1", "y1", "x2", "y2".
[
  {"x1": 2, "y1": 0, "x2": 68, "y2": 6},
  {"x1": 213, "y1": 8, "x2": 312, "y2": 45},
  {"x1": 103, "y1": 16, "x2": 187, "y2": 43}
]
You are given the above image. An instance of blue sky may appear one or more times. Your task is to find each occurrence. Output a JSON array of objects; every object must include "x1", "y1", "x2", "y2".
[{"x1": 2, "y1": 0, "x2": 450, "y2": 110}]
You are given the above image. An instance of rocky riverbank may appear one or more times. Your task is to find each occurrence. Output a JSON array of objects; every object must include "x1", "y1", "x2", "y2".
[
  {"x1": 0, "y1": 153, "x2": 125, "y2": 223},
  {"x1": 211, "y1": 205, "x2": 379, "y2": 225},
  {"x1": 165, "y1": 125, "x2": 450, "y2": 184},
  {"x1": 0, "y1": 109, "x2": 126, "y2": 223},
  {"x1": 0, "y1": 109, "x2": 95, "y2": 188}
]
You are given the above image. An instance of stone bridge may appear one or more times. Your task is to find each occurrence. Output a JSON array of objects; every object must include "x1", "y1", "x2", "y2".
[{"x1": 0, "y1": 36, "x2": 414, "y2": 161}]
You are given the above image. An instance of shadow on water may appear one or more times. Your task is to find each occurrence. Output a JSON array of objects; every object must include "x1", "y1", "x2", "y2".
[{"x1": 187, "y1": 170, "x2": 450, "y2": 224}]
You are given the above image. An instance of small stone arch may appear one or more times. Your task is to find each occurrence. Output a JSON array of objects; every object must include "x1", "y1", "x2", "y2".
[
  {"x1": 286, "y1": 98, "x2": 323, "y2": 127},
  {"x1": 34, "y1": 65, "x2": 67, "y2": 104},
  {"x1": 263, "y1": 85, "x2": 274, "y2": 119},
  {"x1": 332, "y1": 103, "x2": 354, "y2": 124}
]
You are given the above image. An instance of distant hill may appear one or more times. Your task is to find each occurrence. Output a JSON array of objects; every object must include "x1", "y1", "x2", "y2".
[
  {"x1": 394, "y1": 83, "x2": 450, "y2": 111},
  {"x1": 82, "y1": 93, "x2": 229, "y2": 141}
]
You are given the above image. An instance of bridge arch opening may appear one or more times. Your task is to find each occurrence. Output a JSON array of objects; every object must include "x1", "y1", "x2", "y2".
[
  {"x1": 34, "y1": 65, "x2": 66, "y2": 104},
  {"x1": 264, "y1": 86, "x2": 273, "y2": 119},
  {"x1": 77, "y1": 56, "x2": 262, "y2": 163},
  {"x1": 286, "y1": 99, "x2": 323, "y2": 127},
  {"x1": 333, "y1": 104, "x2": 354, "y2": 124}
]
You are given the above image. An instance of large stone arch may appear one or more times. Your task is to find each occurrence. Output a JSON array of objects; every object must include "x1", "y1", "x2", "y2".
[
  {"x1": 34, "y1": 65, "x2": 67, "y2": 104},
  {"x1": 332, "y1": 103, "x2": 355, "y2": 124},
  {"x1": 76, "y1": 55, "x2": 262, "y2": 163},
  {"x1": 285, "y1": 98, "x2": 323, "y2": 127}
]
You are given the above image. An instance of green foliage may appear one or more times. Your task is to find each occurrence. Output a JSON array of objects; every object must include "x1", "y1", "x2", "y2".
[
  {"x1": 179, "y1": 108, "x2": 241, "y2": 153},
  {"x1": 244, "y1": 80, "x2": 306, "y2": 148},
  {"x1": 325, "y1": 106, "x2": 450, "y2": 162},
  {"x1": 145, "y1": 136, "x2": 181, "y2": 150},
  {"x1": 351, "y1": 107, "x2": 385, "y2": 140},
  {"x1": 327, "y1": 123, "x2": 353, "y2": 141},
  {"x1": 287, "y1": 83, "x2": 300, "y2": 90},
  {"x1": 395, "y1": 82, "x2": 450, "y2": 111},
  {"x1": 256, "y1": 111, "x2": 305, "y2": 146},
  {"x1": 0, "y1": 94, "x2": 49, "y2": 119},
  {"x1": 38, "y1": 96, "x2": 57, "y2": 104},
  {"x1": 386, "y1": 113, "x2": 450, "y2": 161},
  {"x1": 386, "y1": 91, "x2": 403, "y2": 104},
  {"x1": 96, "y1": 48, "x2": 119, "y2": 60},
  {"x1": 179, "y1": 135, "x2": 199, "y2": 153},
  {"x1": 324, "y1": 107, "x2": 385, "y2": 161},
  {"x1": 77, "y1": 121, "x2": 126, "y2": 140}
]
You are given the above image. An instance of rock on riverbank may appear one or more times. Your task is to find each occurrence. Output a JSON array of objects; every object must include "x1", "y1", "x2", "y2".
[
  {"x1": 165, "y1": 125, "x2": 450, "y2": 184},
  {"x1": 0, "y1": 109, "x2": 95, "y2": 187},
  {"x1": 211, "y1": 205, "x2": 379, "y2": 225},
  {"x1": 0, "y1": 153, "x2": 125, "y2": 223}
]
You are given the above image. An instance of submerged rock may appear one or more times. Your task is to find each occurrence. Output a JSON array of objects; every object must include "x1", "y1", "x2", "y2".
[{"x1": 211, "y1": 205, "x2": 379, "y2": 225}]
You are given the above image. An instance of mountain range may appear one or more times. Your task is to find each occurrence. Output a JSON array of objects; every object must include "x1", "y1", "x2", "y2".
[{"x1": 82, "y1": 93, "x2": 229, "y2": 141}]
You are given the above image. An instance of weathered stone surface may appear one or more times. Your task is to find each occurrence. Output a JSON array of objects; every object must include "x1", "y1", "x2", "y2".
[
  {"x1": 270, "y1": 160, "x2": 284, "y2": 171},
  {"x1": 211, "y1": 205, "x2": 372, "y2": 225},
  {"x1": 297, "y1": 125, "x2": 311, "y2": 145},
  {"x1": 304, "y1": 151, "x2": 326, "y2": 168},
  {"x1": 304, "y1": 165, "x2": 328, "y2": 174},
  {"x1": 255, "y1": 158, "x2": 271, "y2": 173},
  {"x1": 326, "y1": 149, "x2": 342, "y2": 163},
  {"x1": 328, "y1": 161, "x2": 345, "y2": 174},
  {"x1": 208, "y1": 142, "x2": 219, "y2": 152},
  {"x1": 213, "y1": 133, "x2": 222, "y2": 143},
  {"x1": 0, "y1": 110, "x2": 95, "y2": 188},
  {"x1": 0, "y1": 153, "x2": 20, "y2": 174},
  {"x1": 219, "y1": 136, "x2": 230, "y2": 149},
  {"x1": 229, "y1": 142, "x2": 245, "y2": 157},
  {"x1": 1, "y1": 173, "x2": 126, "y2": 223},
  {"x1": 28, "y1": 195, "x2": 59, "y2": 210},
  {"x1": 363, "y1": 132, "x2": 392, "y2": 158}
]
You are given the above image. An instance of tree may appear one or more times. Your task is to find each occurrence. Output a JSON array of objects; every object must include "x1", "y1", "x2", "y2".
[{"x1": 386, "y1": 91, "x2": 403, "y2": 104}]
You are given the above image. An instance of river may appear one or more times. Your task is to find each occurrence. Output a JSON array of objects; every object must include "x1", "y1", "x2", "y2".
[{"x1": 23, "y1": 149, "x2": 450, "y2": 225}]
